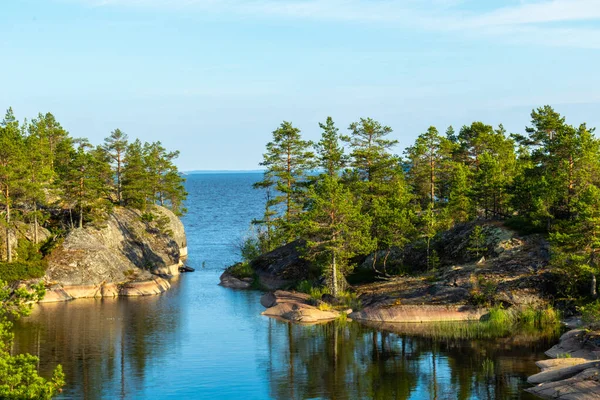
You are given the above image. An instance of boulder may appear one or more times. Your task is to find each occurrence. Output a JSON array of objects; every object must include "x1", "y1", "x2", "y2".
[
  {"x1": 250, "y1": 241, "x2": 310, "y2": 290},
  {"x1": 527, "y1": 329, "x2": 600, "y2": 399},
  {"x1": 219, "y1": 271, "x2": 253, "y2": 289},
  {"x1": 261, "y1": 290, "x2": 341, "y2": 324}
]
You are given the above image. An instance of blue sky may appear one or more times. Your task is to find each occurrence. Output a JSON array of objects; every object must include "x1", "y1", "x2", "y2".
[{"x1": 1, "y1": 0, "x2": 600, "y2": 170}]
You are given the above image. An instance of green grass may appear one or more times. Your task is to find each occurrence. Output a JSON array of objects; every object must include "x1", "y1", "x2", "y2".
[
  {"x1": 579, "y1": 300, "x2": 600, "y2": 327},
  {"x1": 226, "y1": 262, "x2": 254, "y2": 279},
  {"x1": 0, "y1": 261, "x2": 47, "y2": 283},
  {"x1": 482, "y1": 358, "x2": 495, "y2": 378}
]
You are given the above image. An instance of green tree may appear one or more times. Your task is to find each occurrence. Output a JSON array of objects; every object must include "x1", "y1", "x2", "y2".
[
  {"x1": 144, "y1": 142, "x2": 187, "y2": 215},
  {"x1": 103, "y1": 129, "x2": 129, "y2": 205},
  {"x1": 0, "y1": 281, "x2": 65, "y2": 398},
  {"x1": 315, "y1": 117, "x2": 347, "y2": 178},
  {"x1": 254, "y1": 121, "x2": 315, "y2": 242},
  {"x1": 24, "y1": 117, "x2": 55, "y2": 244},
  {"x1": 122, "y1": 139, "x2": 152, "y2": 210},
  {"x1": 551, "y1": 185, "x2": 600, "y2": 298},
  {"x1": 467, "y1": 225, "x2": 487, "y2": 259},
  {"x1": 62, "y1": 139, "x2": 111, "y2": 228},
  {"x1": 301, "y1": 175, "x2": 375, "y2": 296},
  {"x1": 447, "y1": 163, "x2": 473, "y2": 224},
  {"x1": 344, "y1": 118, "x2": 398, "y2": 201},
  {"x1": 371, "y1": 167, "x2": 415, "y2": 274},
  {"x1": 0, "y1": 108, "x2": 25, "y2": 262},
  {"x1": 405, "y1": 126, "x2": 453, "y2": 209}
]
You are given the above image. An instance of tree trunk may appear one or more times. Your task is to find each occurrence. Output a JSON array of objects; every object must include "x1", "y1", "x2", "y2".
[
  {"x1": 33, "y1": 201, "x2": 38, "y2": 245},
  {"x1": 332, "y1": 252, "x2": 338, "y2": 297},
  {"x1": 79, "y1": 204, "x2": 83, "y2": 229},
  {"x1": 592, "y1": 274, "x2": 597, "y2": 299},
  {"x1": 5, "y1": 187, "x2": 11, "y2": 263},
  {"x1": 383, "y1": 248, "x2": 391, "y2": 275},
  {"x1": 117, "y1": 153, "x2": 122, "y2": 205}
]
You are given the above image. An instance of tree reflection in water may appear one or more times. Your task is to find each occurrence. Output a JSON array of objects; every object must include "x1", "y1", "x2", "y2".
[
  {"x1": 12, "y1": 295, "x2": 181, "y2": 400},
  {"x1": 265, "y1": 319, "x2": 557, "y2": 400}
]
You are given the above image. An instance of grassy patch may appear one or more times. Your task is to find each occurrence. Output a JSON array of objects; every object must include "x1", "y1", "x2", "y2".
[
  {"x1": 0, "y1": 261, "x2": 47, "y2": 283},
  {"x1": 226, "y1": 262, "x2": 254, "y2": 279},
  {"x1": 579, "y1": 300, "x2": 600, "y2": 327}
]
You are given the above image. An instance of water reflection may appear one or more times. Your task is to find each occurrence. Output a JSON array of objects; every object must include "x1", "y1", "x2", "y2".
[
  {"x1": 265, "y1": 320, "x2": 555, "y2": 400},
  {"x1": 13, "y1": 288, "x2": 182, "y2": 400}
]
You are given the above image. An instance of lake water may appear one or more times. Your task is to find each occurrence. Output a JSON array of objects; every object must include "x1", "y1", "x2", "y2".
[{"x1": 13, "y1": 173, "x2": 555, "y2": 399}]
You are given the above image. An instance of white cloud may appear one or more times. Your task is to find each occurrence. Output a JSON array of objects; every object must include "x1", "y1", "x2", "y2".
[{"x1": 67, "y1": 0, "x2": 600, "y2": 48}]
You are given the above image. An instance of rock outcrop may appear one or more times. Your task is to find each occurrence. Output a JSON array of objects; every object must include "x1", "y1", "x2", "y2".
[
  {"x1": 349, "y1": 304, "x2": 486, "y2": 323},
  {"x1": 41, "y1": 206, "x2": 186, "y2": 302},
  {"x1": 261, "y1": 290, "x2": 344, "y2": 324},
  {"x1": 219, "y1": 271, "x2": 253, "y2": 289},
  {"x1": 248, "y1": 241, "x2": 311, "y2": 290},
  {"x1": 527, "y1": 329, "x2": 600, "y2": 399}
]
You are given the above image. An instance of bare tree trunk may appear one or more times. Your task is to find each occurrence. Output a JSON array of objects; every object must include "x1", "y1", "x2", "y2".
[
  {"x1": 5, "y1": 187, "x2": 11, "y2": 263},
  {"x1": 592, "y1": 274, "x2": 597, "y2": 299},
  {"x1": 33, "y1": 201, "x2": 38, "y2": 245},
  {"x1": 332, "y1": 252, "x2": 338, "y2": 297},
  {"x1": 383, "y1": 249, "x2": 391, "y2": 275}
]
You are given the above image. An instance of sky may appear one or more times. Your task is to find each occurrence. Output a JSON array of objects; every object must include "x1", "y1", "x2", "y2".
[{"x1": 1, "y1": 0, "x2": 600, "y2": 171}]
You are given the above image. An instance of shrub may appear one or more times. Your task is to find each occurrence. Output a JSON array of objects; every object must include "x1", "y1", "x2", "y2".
[
  {"x1": 308, "y1": 286, "x2": 330, "y2": 302},
  {"x1": 337, "y1": 290, "x2": 362, "y2": 310},
  {"x1": 227, "y1": 262, "x2": 254, "y2": 279},
  {"x1": 0, "y1": 261, "x2": 47, "y2": 283},
  {"x1": 580, "y1": 300, "x2": 600, "y2": 326},
  {"x1": 296, "y1": 280, "x2": 313, "y2": 294}
]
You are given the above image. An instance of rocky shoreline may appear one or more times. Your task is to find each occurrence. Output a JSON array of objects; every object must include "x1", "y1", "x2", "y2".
[
  {"x1": 23, "y1": 205, "x2": 188, "y2": 303},
  {"x1": 526, "y1": 329, "x2": 600, "y2": 399}
]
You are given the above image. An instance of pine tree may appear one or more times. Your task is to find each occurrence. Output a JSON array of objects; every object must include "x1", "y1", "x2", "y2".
[
  {"x1": 24, "y1": 118, "x2": 54, "y2": 244},
  {"x1": 404, "y1": 126, "x2": 453, "y2": 209},
  {"x1": 301, "y1": 175, "x2": 375, "y2": 296},
  {"x1": 371, "y1": 167, "x2": 415, "y2": 274},
  {"x1": 254, "y1": 121, "x2": 315, "y2": 242},
  {"x1": 62, "y1": 139, "x2": 110, "y2": 228},
  {"x1": 143, "y1": 141, "x2": 187, "y2": 214},
  {"x1": 0, "y1": 108, "x2": 25, "y2": 262},
  {"x1": 344, "y1": 118, "x2": 397, "y2": 197},
  {"x1": 315, "y1": 117, "x2": 347, "y2": 178},
  {"x1": 447, "y1": 163, "x2": 473, "y2": 224},
  {"x1": 103, "y1": 129, "x2": 129, "y2": 205},
  {"x1": 122, "y1": 139, "x2": 151, "y2": 210}
]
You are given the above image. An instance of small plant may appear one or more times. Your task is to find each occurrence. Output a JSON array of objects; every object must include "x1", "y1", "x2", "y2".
[
  {"x1": 318, "y1": 302, "x2": 334, "y2": 311},
  {"x1": 337, "y1": 290, "x2": 362, "y2": 310},
  {"x1": 141, "y1": 212, "x2": 155, "y2": 223},
  {"x1": 296, "y1": 280, "x2": 313, "y2": 294},
  {"x1": 469, "y1": 275, "x2": 497, "y2": 306},
  {"x1": 227, "y1": 262, "x2": 254, "y2": 279},
  {"x1": 580, "y1": 300, "x2": 600, "y2": 327},
  {"x1": 467, "y1": 225, "x2": 487, "y2": 259},
  {"x1": 482, "y1": 358, "x2": 495, "y2": 378},
  {"x1": 309, "y1": 286, "x2": 330, "y2": 302},
  {"x1": 336, "y1": 312, "x2": 348, "y2": 325},
  {"x1": 557, "y1": 352, "x2": 572, "y2": 359}
]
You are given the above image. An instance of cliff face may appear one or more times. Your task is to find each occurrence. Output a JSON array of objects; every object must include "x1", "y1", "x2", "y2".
[{"x1": 41, "y1": 206, "x2": 187, "y2": 302}]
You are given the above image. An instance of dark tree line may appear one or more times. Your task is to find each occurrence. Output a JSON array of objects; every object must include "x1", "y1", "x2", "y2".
[{"x1": 251, "y1": 106, "x2": 600, "y2": 299}]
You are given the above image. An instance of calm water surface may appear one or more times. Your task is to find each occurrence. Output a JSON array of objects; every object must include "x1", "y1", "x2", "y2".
[{"x1": 14, "y1": 173, "x2": 554, "y2": 399}]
